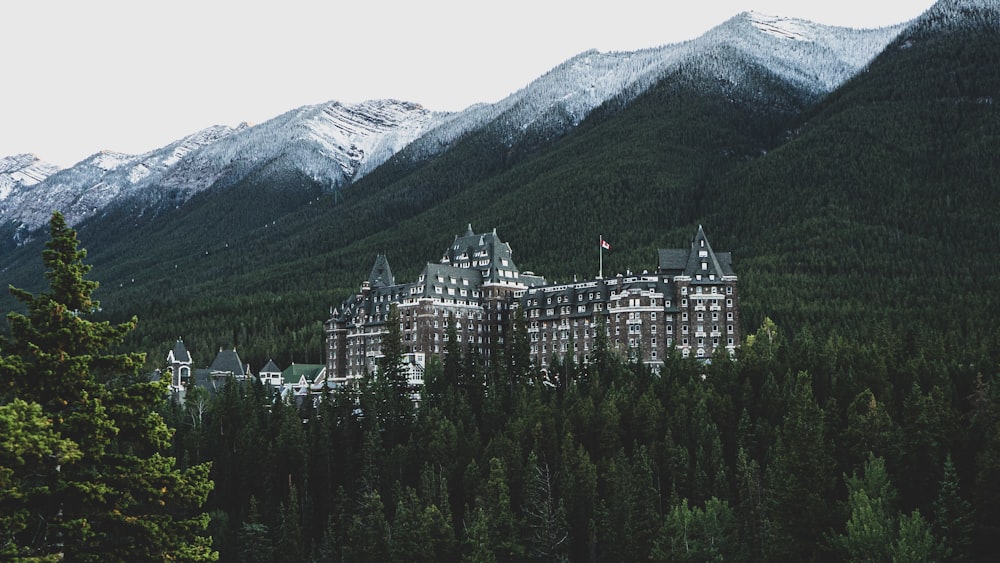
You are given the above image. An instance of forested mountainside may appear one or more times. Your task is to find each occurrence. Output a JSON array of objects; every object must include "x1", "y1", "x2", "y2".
[{"x1": 3, "y1": 0, "x2": 1000, "y2": 560}]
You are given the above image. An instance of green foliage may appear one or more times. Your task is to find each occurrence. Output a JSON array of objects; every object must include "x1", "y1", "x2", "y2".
[
  {"x1": 0, "y1": 398, "x2": 82, "y2": 561},
  {"x1": 0, "y1": 212, "x2": 216, "y2": 561},
  {"x1": 834, "y1": 454, "x2": 898, "y2": 561},
  {"x1": 3, "y1": 9, "x2": 1000, "y2": 561},
  {"x1": 763, "y1": 371, "x2": 835, "y2": 561},
  {"x1": 650, "y1": 497, "x2": 737, "y2": 562}
]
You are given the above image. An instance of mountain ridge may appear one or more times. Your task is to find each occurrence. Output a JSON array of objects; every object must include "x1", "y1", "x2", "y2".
[{"x1": 1, "y1": 10, "x2": 904, "y2": 246}]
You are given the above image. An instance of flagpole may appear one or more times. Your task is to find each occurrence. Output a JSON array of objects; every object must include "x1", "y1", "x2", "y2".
[{"x1": 599, "y1": 234, "x2": 603, "y2": 279}]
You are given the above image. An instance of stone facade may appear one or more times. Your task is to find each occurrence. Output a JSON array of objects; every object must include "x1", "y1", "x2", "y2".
[{"x1": 325, "y1": 225, "x2": 739, "y2": 381}]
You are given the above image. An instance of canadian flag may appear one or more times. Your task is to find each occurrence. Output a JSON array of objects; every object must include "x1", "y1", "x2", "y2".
[{"x1": 601, "y1": 238, "x2": 611, "y2": 250}]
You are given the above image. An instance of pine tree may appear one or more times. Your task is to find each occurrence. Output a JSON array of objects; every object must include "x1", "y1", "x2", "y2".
[
  {"x1": 0, "y1": 212, "x2": 216, "y2": 561},
  {"x1": 892, "y1": 510, "x2": 946, "y2": 563},
  {"x1": 375, "y1": 303, "x2": 412, "y2": 446},
  {"x1": 650, "y1": 497, "x2": 737, "y2": 562},
  {"x1": 483, "y1": 456, "x2": 522, "y2": 560},
  {"x1": 237, "y1": 496, "x2": 273, "y2": 563},
  {"x1": 763, "y1": 371, "x2": 834, "y2": 561},
  {"x1": 344, "y1": 489, "x2": 390, "y2": 563},
  {"x1": 0, "y1": 398, "x2": 82, "y2": 561},
  {"x1": 933, "y1": 453, "x2": 973, "y2": 561},
  {"x1": 462, "y1": 505, "x2": 497, "y2": 563},
  {"x1": 833, "y1": 454, "x2": 897, "y2": 561}
]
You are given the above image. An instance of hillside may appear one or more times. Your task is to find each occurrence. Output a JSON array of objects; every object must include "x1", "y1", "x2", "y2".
[
  {"x1": 704, "y1": 0, "x2": 1000, "y2": 349},
  {"x1": 59, "y1": 49, "x2": 810, "y2": 369},
  {"x1": 4, "y1": 2, "x2": 997, "y2": 373}
]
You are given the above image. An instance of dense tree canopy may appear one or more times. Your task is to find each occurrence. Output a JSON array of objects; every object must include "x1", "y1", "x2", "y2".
[{"x1": 0, "y1": 212, "x2": 216, "y2": 562}]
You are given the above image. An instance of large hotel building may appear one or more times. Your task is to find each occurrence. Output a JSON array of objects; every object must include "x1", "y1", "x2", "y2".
[{"x1": 325, "y1": 225, "x2": 739, "y2": 382}]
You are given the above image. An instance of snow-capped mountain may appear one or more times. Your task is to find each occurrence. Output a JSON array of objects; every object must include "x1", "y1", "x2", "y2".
[
  {"x1": 0, "y1": 100, "x2": 440, "y2": 242},
  {"x1": 0, "y1": 11, "x2": 906, "y2": 246},
  {"x1": 0, "y1": 154, "x2": 60, "y2": 201},
  {"x1": 400, "y1": 12, "x2": 905, "y2": 160}
]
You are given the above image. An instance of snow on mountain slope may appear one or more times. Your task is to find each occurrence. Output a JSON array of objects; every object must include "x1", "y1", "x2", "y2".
[
  {"x1": 401, "y1": 12, "x2": 905, "y2": 160},
  {"x1": 0, "y1": 100, "x2": 440, "y2": 240},
  {"x1": 1, "y1": 12, "x2": 909, "y2": 246},
  {"x1": 0, "y1": 154, "x2": 60, "y2": 201}
]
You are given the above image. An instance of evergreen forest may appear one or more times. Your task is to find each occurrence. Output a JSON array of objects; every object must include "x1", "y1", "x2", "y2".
[{"x1": 3, "y1": 2, "x2": 1000, "y2": 561}]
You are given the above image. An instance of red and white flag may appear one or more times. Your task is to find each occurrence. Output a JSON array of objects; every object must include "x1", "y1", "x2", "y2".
[{"x1": 601, "y1": 238, "x2": 611, "y2": 250}]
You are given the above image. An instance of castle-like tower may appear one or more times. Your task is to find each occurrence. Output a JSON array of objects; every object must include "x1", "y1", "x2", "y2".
[
  {"x1": 166, "y1": 338, "x2": 193, "y2": 391},
  {"x1": 325, "y1": 225, "x2": 545, "y2": 381},
  {"x1": 325, "y1": 225, "x2": 739, "y2": 381}
]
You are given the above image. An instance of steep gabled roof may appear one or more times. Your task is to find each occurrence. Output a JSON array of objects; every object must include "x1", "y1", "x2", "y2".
[
  {"x1": 260, "y1": 359, "x2": 282, "y2": 375},
  {"x1": 683, "y1": 225, "x2": 731, "y2": 280},
  {"x1": 441, "y1": 225, "x2": 522, "y2": 282},
  {"x1": 209, "y1": 348, "x2": 247, "y2": 376},
  {"x1": 657, "y1": 226, "x2": 735, "y2": 279},
  {"x1": 368, "y1": 254, "x2": 395, "y2": 288},
  {"x1": 282, "y1": 363, "x2": 326, "y2": 384},
  {"x1": 419, "y1": 263, "x2": 483, "y2": 297},
  {"x1": 167, "y1": 338, "x2": 192, "y2": 364}
]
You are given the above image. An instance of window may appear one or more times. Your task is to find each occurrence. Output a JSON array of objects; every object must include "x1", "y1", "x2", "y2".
[{"x1": 726, "y1": 286, "x2": 733, "y2": 295}]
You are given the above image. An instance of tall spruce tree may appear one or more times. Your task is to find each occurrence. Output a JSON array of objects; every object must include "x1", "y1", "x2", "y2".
[
  {"x1": 763, "y1": 370, "x2": 834, "y2": 561},
  {"x1": 0, "y1": 212, "x2": 216, "y2": 561},
  {"x1": 374, "y1": 303, "x2": 412, "y2": 446}
]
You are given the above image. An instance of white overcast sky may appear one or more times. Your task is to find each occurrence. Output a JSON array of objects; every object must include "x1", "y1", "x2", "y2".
[{"x1": 2, "y1": 0, "x2": 938, "y2": 167}]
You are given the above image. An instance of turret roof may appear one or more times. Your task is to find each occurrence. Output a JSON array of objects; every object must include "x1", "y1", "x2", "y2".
[
  {"x1": 209, "y1": 348, "x2": 247, "y2": 376},
  {"x1": 167, "y1": 338, "x2": 192, "y2": 364}
]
